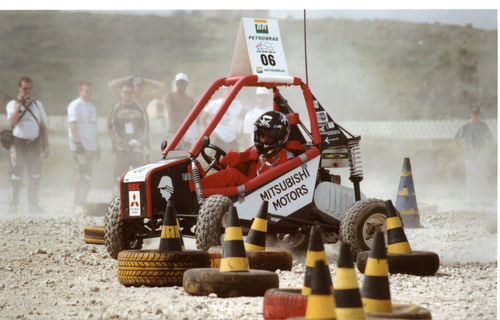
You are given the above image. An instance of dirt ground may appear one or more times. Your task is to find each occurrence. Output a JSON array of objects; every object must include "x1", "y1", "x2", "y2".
[{"x1": 0, "y1": 135, "x2": 497, "y2": 319}]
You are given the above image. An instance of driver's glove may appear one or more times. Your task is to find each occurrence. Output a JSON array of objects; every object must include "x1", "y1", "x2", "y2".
[{"x1": 220, "y1": 150, "x2": 240, "y2": 167}]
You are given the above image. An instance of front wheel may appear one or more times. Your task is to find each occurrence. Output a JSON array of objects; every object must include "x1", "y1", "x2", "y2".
[
  {"x1": 104, "y1": 197, "x2": 144, "y2": 259},
  {"x1": 340, "y1": 198, "x2": 387, "y2": 260},
  {"x1": 195, "y1": 195, "x2": 233, "y2": 251}
]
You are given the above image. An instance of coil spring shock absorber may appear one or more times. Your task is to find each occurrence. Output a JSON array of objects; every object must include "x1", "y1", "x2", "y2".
[
  {"x1": 347, "y1": 138, "x2": 363, "y2": 201},
  {"x1": 190, "y1": 156, "x2": 204, "y2": 205}
]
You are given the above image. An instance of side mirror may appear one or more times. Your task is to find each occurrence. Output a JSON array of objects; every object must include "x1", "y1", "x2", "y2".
[
  {"x1": 160, "y1": 140, "x2": 168, "y2": 151},
  {"x1": 201, "y1": 136, "x2": 210, "y2": 148}
]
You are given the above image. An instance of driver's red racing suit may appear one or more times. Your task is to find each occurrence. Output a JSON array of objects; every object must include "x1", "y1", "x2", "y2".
[{"x1": 200, "y1": 147, "x2": 294, "y2": 188}]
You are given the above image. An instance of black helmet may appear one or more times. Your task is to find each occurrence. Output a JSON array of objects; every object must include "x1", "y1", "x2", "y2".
[{"x1": 254, "y1": 111, "x2": 290, "y2": 157}]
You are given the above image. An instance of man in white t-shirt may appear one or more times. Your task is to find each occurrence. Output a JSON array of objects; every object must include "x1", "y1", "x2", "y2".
[
  {"x1": 201, "y1": 87, "x2": 244, "y2": 151},
  {"x1": 242, "y1": 87, "x2": 273, "y2": 147},
  {"x1": 6, "y1": 76, "x2": 50, "y2": 213},
  {"x1": 67, "y1": 81, "x2": 100, "y2": 210}
]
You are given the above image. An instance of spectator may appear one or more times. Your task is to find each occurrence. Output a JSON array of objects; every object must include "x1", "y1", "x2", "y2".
[
  {"x1": 201, "y1": 87, "x2": 244, "y2": 151},
  {"x1": 165, "y1": 73, "x2": 197, "y2": 148},
  {"x1": 454, "y1": 106, "x2": 494, "y2": 209},
  {"x1": 108, "y1": 74, "x2": 165, "y2": 108},
  {"x1": 242, "y1": 87, "x2": 273, "y2": 146},
  {"x1": 67, "y1": 81, "x2": 99, "y2": 211},
  {"x1": 108, "y1": 83, "x2": 150, "y2": 196},
  {"x1": 6, "y1": 76, "x2": 49, "y2": 213}
]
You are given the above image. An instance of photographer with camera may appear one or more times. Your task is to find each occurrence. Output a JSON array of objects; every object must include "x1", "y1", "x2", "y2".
[
  {"x1": 107, "y1": 82, "x2": 150, "y2": 196},
  {"x1": 6, "y1": 76, "x2": 49, "y2": 213}
]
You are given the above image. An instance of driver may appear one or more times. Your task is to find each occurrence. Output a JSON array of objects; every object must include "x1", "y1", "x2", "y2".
[{"x1": 201, "y1": 111, "x2": 293, "y2": 188}]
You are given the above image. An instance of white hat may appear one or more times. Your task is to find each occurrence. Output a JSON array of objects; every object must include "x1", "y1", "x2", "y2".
[
  {"x1": 175, "y1": 73, "x2": 189, "y2": 82},
  {"x1": 256, "y1": 87, "x2": 272, "y2": 96}
]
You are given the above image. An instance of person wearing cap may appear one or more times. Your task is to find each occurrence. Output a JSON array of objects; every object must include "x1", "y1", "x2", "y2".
[
  {"x1": 454, "y1": 106, "x2": 494, "y2": 209},
  {"x1": 165, "y1": 73, "x2": 197, "y2": 148},
  {"x1": 108, "y1": 74, "x2": 165, "y2": 108},
  {"x1": 242, "y1": 87, "x2": 274, "y2": 146}
]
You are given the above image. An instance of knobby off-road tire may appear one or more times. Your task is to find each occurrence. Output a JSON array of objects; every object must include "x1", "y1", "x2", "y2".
[
  {"x1": 83, "y1": 226, "x2": 105, "y2": 245},
  {"x1": 340, "y1": 198, "x2": 388, "y2": 260},
  {"x1": 183, "y1": 268, "x2": 279, "y2": 297},
  {"x1": 104, "y1": 197, "x2": 143, "y2": 259},
  {"x1": 356, "y1": 250, "x2": 440, "y2": 276},
  {"x1": 195, "y1": 195, "x2": 233, "y2": 251},
  {"x1": 117, "y1": 250, "x2": 210, "y2": 287},
  {"x1": 263, "y1": 289, "x2": 307, "y2": 320}
]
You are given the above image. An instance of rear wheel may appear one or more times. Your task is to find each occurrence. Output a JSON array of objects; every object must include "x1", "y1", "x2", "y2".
[
  {"x1": 340, "y1": 198, "x2": 387, "y2": 260},
  {"x1": 195, "y1": 195, "x2": 232, "y2": 251},
  {"x1": 104, "y1": 197, "x2": 144, "y2": 259}
]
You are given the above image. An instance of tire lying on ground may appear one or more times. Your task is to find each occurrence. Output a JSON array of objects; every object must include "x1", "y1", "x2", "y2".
[
  {"x1": 263, "y1": 288, "x2": 307, "y2": 320},
  {"x1": 104, "y1": 196, "x2": 144, "y2": 259},
  {"x1": 356, "y1": 250, "x2": 440, "y2": 276},
  {"x1": 208, "y1": 246, "x2": 293, "y2": 271},
  {"x1": 83, "y1": 226, "x2": 105, "y2": 245},
  {"x1": 117, "y1": 250, "x2": 210, "y2": 287},
  {"x1": 183, "y1": 268, "x2": 279, "y2": 297},
  {"x1": 366, "y1": 303, "x2": 432, "y2": 319}
]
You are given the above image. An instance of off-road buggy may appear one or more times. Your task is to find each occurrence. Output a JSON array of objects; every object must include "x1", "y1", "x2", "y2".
[{"x1": 104, "y1": 74, "x2": 390, "y2": 259}]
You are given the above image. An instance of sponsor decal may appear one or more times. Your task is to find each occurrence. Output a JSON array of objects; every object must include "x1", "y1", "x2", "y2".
[
  {"x1": 158, "y1": 176, "x2": 174, "y2": 202},
  {"x1": 254, "y1": 19, "x2": 269, "y2": 34},
  {"x1": 234, "y1": 156, "x2": 320, "y2": 220},
  {"x1": 259, "y1": 166, "x2": 311, "y2": 211},
  {"x1": 129, "y1": 191, "x2": 141, "y2": 216},
  {"x1": 316, "y1": 111, "x2": 328, "y2": 124}
]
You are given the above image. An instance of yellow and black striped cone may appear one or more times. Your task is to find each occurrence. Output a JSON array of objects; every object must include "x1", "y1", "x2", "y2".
[
  {"x1": 361, "y1": 231, "x2": 392, "y2": 313},
  {"x1": 158, "y1": 200, "x2": 183, "y2": 252},
  {"x1": 305, "y1": 260, "x2": 337, "y2": 319},
  {"x1": 244, "y1": 200, "x2": 268, "y2": 251},
  {"x1": 220, "y1": 205, "x2": 249, "y2": 272},
  {"x1": 334, "y1": 242, "x2": 365, "y2": 320},
  {"x1": 386, "y1": 200, "x2": 411, "y2": 254},
  {"x1": 176, "y1": 218, "x2": 185, "y2": 250},
  {"x1": 302, "y1": 225, "x2": 332, "y2": 295},
  {"x1": 394, "y1": 157, "x2": 421, "y2": 228}
]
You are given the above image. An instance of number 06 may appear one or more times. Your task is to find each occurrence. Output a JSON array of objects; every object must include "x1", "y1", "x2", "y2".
[{"x1": 260, "y1": 54, "x2": 276, "y2": 66}]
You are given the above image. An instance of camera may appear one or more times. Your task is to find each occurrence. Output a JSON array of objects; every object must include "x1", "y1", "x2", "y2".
[{"x1": 23, "y1": 95, "x2": 34, "y2": 106}]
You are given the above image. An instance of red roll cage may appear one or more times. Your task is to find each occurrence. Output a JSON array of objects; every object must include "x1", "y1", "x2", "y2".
[{"x1": 162, "y1": 74, "x2": 323, "y2": 157}]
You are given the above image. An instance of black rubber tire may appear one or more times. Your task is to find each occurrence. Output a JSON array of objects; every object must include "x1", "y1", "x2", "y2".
[
  {"x1": 83, "y1": 202, "x2": 109, "y2": 217},
  {"x1": 183, "y1": 268, "x2": 279, "y2": 297},
  {"x1": 340, "y1": 198, "x2": 388, "y2": 261},
  {"x1": 263, "y1": 288, "x2": 307, "y2": 320},
  {"x1": 117, "y1": 250, "x2": 210, "y2": 287},
  {"x1": 195, "y1": 195, "x2": 233, "y2": 251},
  {"x1": 208, "y1": 246, "x2": 292, "y2": 271},
  {"x1": 356, "y1": 250, "x2": 440, "y2": 276},
  {"x1": 104, "y1": 197, "x2": 144, "y2": 259},
  {"x1": 83, "y1": 226, "x2": 105, "y2": 245},
  {"x1": 366, "y1": 303, "x2": 432, "y2": 319}
]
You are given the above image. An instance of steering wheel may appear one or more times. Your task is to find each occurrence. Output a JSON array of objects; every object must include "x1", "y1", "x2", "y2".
[{"x1": 200, "y1": 137, "x2": 227, "y2": 172}]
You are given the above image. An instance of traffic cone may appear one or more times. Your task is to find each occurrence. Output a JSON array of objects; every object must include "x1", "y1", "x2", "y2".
[
  {"x1": 385, "y1": 200, "x2": 412, "y2": 254},
  {"x1": 159, "y1": 200, "x2": 183, "y2": 252},
  {"x1": 361, "y1": 231, "x2": 392, "y2": 313},
  {"x1": 244, "y1": 200, "x2": 268, "y2": 251},
  {"x1": 334, "y1": 242, "x2": 365, "y2": 320},
  {"x1": 302, "y1": 225, "x2": 332, "y2": 295},
  {"x1": 305, "y1": 260, "x2": 337, "y2": 319},
  {"x1": 176, "y1": 218, "x2": 185, "y2": 250},
  {"x1": 394, "y1": 157, "x2": 421, "y2": 228},
  {"x1": 219, "y1": 205, "x2": 249, "y2": 272}
]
